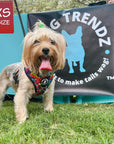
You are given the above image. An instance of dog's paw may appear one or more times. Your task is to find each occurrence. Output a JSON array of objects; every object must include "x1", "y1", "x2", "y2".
[
  {"x1": 44, "y1": 106, "x2": 54, "y2": 112},
  {"x1": 69, "y1": 69, "x2": 74, "y2": 74},
  {"x1": 80, "y1": 68, "x2": 86, "y2": 72},
  {"x1": 15, "y1": 108, "x2": 28, "y2": 123},
  {"x1": 18, "y1": 116, "x2": 29, "y2": 124},
  {"x1": 18, "y1": 120, "x2": 26, "y2": 124},
  {"x1": 16, "y1": 115, "x2": 27, "y2": 123}
]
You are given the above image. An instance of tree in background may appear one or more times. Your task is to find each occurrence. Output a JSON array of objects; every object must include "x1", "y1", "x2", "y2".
[{"x1": 13, "y1": 0, "x2": 105, "y2": 13}]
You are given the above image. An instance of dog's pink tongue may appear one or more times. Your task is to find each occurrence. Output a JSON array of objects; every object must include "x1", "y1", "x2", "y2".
[{"x1": 39, "y1": 59, "x2": 52, "y2": 71}]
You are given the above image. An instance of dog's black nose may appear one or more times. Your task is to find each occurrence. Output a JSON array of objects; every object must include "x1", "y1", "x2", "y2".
[{"x1": 42, "y1": 48, "x2": 50, "y2": 55}]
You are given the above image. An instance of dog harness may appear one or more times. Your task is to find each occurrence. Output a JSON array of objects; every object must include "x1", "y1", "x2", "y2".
[
  {"x1": 24, "y1": 68, "x2": 54, "y2": 96},
  {"x1": 13, "y1": 67, "x2": 20, "y2": 87},
  {"x1": 13, "y1": 67, "x2": 54, "y2": 96}
]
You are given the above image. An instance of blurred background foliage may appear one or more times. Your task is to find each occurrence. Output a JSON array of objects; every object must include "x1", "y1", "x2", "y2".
[{"x1": 13, "y1": 0, "x2": 105, "y2": 13}]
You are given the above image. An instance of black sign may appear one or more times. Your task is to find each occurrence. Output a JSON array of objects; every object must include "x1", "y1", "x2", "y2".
[{"x1": 28, "y1": 4, "x2": 114, "y2": 96}]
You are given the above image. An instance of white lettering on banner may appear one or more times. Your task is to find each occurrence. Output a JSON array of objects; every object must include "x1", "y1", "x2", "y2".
[
  {"x1": 106, "y1": 76, "x2": 114, "y2": 80},
  {"x1": 50, "y1": 11, "x2": 111, "y2": 47},
  {"x1": 0, "y1": 20, "x2": 10, "y2": 25},
  {"x1": 50, "y1": 19, "x2": 60, "y2": 30},
  {"x1": 84, "y1": 72, "x2": 99, "y2": 83},
  {"x1": 63, "y1": 12, "x2": 71, "y2": 23},
  {"x1": 3, "y1": 8, "x2": 11, "y2": 17},
  {"x1": 95, "y1": 26, "x2": 107, "y2": 37},
  {"x1": 87, "y1": 16, "x2": 102, "y2": 30},
  {"x1": 72, "y1": 11, "x2": 81, "y2": 22},
  {"x1": 54, "y1": 57, "x2": 110, "y2": 86},
  {"x1": 0, "y1": 8, "x2": 11, "y2": 18},
  {"x1": 0, "y1": 1, "x2": 14, "y2": 33},
  {"x1": 65, "y1": 80, "x2": 84, "y2": 85},
  {"x1": 81, "y1": 12, "x2": 91, "y2": 24},
  {"x1": 0, "y1": 8, "x2": 2, "y2": 17},
  {"x1": 99, "y1": 37, "x2": 111, "y2": 47},
  {"x1": 97, "y1": 58, "x2": 109, "y2": 73}
]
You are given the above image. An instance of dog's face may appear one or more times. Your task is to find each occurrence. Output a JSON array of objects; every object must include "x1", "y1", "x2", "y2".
[{"x1": 22, "y1": 25, "x2": 66, "y2": 73}]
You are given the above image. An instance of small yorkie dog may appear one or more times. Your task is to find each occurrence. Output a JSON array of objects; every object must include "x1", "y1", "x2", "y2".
[{"x1": 0, "y1": 21, "x2": 66, "y2": 123}]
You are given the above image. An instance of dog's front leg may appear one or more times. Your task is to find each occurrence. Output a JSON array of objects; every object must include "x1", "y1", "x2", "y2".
[
  {"x1": 43, "y1": 80, "x2": 55, "y2": 112},
  {"x1": 14, "y1": 89, "x2": 29, "y2": 123}
]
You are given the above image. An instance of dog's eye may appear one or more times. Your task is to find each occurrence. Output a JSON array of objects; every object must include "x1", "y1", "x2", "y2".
[
  {"x1": 34, "y1": 40, "x2": 40, "y2": 44},
  {"x1": 51, "y1": 40, "x2": 55, "y2": 45}
]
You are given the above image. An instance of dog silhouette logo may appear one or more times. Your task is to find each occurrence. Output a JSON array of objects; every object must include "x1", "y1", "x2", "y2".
[{"x1": 62, "y1": 26, "x2": 86, "y2": 74}]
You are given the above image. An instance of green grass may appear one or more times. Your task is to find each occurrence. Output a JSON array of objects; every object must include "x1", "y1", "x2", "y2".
[{"x1": 0, "y1": 101, "x2": 114, "y2": 144}]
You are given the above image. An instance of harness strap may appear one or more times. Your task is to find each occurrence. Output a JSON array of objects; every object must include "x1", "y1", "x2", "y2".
[
  {"x1": 13, "y1": 67, "x2": 20, "y2": 86},
  {"x1": 13, "y1": 67, "x2": 54, "y2": 96},
  {"x1": 24, "y1": 68, "x2": 54, "y2": 96}
]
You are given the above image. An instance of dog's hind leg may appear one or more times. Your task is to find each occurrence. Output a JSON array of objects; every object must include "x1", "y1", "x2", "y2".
[
  {"x1": 79, "y1": 58, "x2": 86, "y2": 72},
  {"x1": 67, "y1": 60, "x2": 74, "y2": 73},
  {"x1": 73, "y1": 61, "x2": 77, "y2": 67},
  {"x1": 0, "y1": 73, "x2": 10, "y2": 108}
]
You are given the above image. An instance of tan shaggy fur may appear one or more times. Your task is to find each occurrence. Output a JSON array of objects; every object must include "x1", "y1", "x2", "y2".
[{"x1": 0, "y1": 21, "x2": 66, "y2": 123}]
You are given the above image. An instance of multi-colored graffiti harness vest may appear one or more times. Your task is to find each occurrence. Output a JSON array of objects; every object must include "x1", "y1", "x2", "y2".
[{"x1": 13, "y1": 67, "x2": 54, "y2": 96}]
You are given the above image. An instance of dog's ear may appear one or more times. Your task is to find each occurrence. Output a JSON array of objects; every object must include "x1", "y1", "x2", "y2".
[
  {"x1": 61, "y1": 30, "x2": 69, "y2": 40},
  {"x1": 75, "y1": 26, "x2": 83, "y2": 37},
  {"x1": 57, "y1": 34, "x2": 66, "y2": 69},
  {"x1": 22, "y1": 32, "x2": 33, "y2": 67}
]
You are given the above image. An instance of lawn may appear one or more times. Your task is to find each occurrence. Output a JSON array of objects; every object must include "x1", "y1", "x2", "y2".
[{"x1": 0, "y1": 101, "x2": 114, "y2": 144}]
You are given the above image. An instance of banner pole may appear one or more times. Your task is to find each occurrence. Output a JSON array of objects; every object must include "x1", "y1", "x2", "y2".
[{"x1": 14, "y1": 0, "x2": 26, "y2": 37}]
